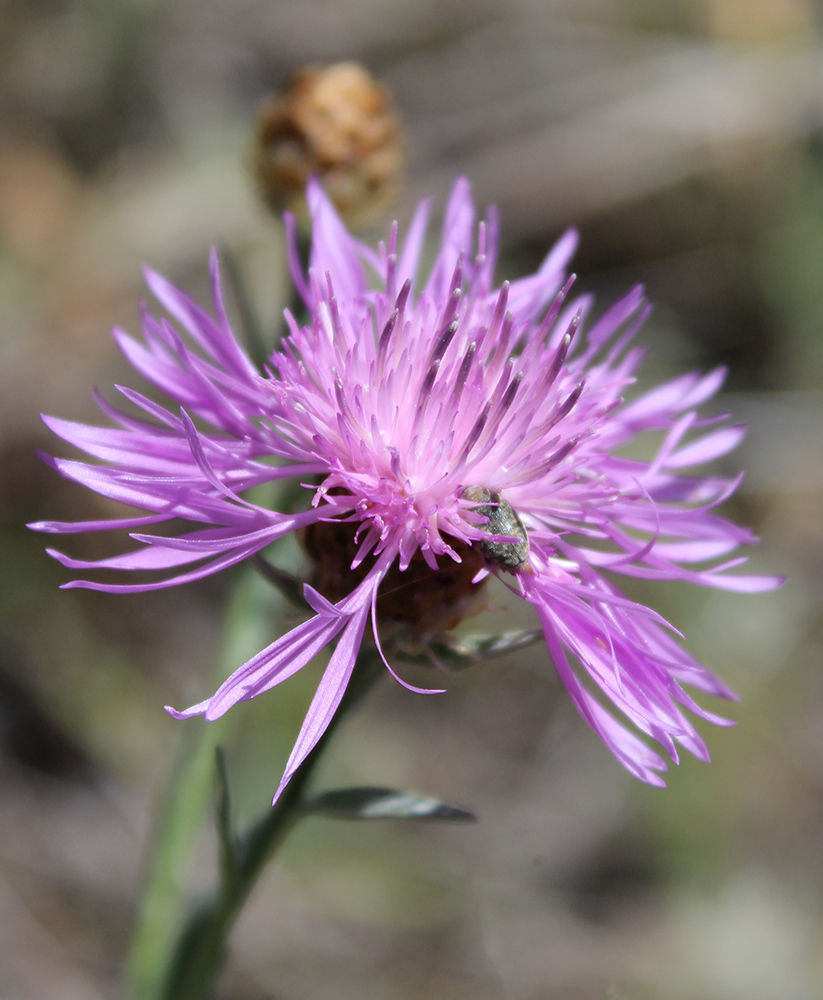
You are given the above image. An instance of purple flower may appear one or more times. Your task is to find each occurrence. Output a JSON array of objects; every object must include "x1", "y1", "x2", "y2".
[{"x1": 31, "y1": 178, "x2": 781, "y2": 798}]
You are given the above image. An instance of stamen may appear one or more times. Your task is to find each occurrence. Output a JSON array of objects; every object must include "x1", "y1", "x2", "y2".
[
  {"x1": 538, "y1": 274, "x2": 577, "y2": 341},
  {"x1": 487, "y1": 310, "x2": 513, "y2": 373},
  {"x1": 453, "y1": 342, "x2": 477, "y2": 401},
  {"x1": 449, "y1": 253, "x2": 464, "y2": 299},
  {"x1": 440, "y1": 287, "x2": 461, "y2": 332},
  {"x1": 548, "y1": 378, "x2": 586, "y2": 429},
  {"x1": 539, "y1": 322, "x2": 576, "y2": 393},
  {"x1": 428, "y1": 317, "x2": 459, "y2": 367},
  {"x1": 417, "y1": 359, "x2": 441, "y2": 404},
  {"x1": 458, "y1": 364, "x2": 522, "y2": 470},
  {"x1": 395, "y1": 277, "x2": 412, "y2": 314},
  {"x1": 489, "y1": 356, "x2": 516, "y2": 408},
  {"x1": 377, "y1": 309, "x2": 398, "y2": 359},
  {"x1": 389, "y1": 446, "x2": 401, "y2": 478},
  {"x1": 487, "y1": 282, "x2": 509, "y2": 344},
  {"x1": 460, "y1": 401, "x2": 491, "y2": 458},
  {"x1": 519, "y1": 436, "x2": 580, "y2": 483},
  {"x1": 498, "y1": 370, "x2": 524, "y2": 418},
  {"x1": 333, "y1": 372, "x2": 354, "y2": 425},
  {"x1": 545, "y1": 437, "x2": 578, "y2": 469},
  {"x1": 326, "y1": 290, "x2": 345, "y2": 353}
]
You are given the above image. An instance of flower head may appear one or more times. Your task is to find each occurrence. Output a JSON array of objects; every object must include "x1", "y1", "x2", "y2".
[{"x1": 31, "y1": 178, "x2": 781, "y2": 799}]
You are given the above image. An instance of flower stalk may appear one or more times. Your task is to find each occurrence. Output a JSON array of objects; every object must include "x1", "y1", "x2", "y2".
[
  {"x1": 156, "y1": 647, "x2": 384, "y2": 1000},
  {"x1": 124, "y1": 567, "x2": 282, "y2": 1000}
]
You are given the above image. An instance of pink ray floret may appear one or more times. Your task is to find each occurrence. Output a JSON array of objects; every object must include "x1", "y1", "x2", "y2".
[{"x1": 31, "y1": 177, "x2": 782, "y2": 799}]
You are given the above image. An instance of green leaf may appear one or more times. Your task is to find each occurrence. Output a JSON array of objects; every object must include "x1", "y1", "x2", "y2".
[
  {"x1": 304, "y1": 786, "x2": 477, "y2": 823},
  {"x1": 396, "y1": 627, "x2": 543, "y2": 671}
]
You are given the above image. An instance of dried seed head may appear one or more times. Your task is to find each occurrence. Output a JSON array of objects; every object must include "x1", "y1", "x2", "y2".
[{"x1": 254, "y1": 62, "x2": 405, "y2": 230}]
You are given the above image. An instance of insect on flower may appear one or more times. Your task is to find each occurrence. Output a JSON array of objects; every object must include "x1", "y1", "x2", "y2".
[
  {"x1": 460, "y1": 486, "x2": 530, "y2": 571},
  {"x1": 30, "y1": 176, "x2": 782, "y2": 801}
]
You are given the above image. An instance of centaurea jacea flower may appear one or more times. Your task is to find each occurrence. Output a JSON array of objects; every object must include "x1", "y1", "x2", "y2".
[{"x1": 31, "y1": 178, "x2": 781, "y2": 800}]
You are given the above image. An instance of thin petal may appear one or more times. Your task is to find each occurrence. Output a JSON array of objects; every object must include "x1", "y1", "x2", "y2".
[
  {"x1": 423, "y1": 177, "x2": 475, "y2": 306},
  {"x1": 396, "y1": 195, "x2": 431, "y2": 292},
  {"x1": 271, "y1": 601, "x2": 371, "y2": 803}
]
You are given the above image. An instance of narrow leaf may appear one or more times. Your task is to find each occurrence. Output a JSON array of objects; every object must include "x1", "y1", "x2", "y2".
[
  {"x1": 214, "y1": 747, "x2": 236, "y2": 882},
  {"x1": 397, "y1": 627, "x2": 543, "y2": 670},
  {"x1": 304, "y1": 786, "x2": 476, "y2": 823}
]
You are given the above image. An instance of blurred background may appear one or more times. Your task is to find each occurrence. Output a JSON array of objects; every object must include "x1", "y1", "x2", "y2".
[{"x1": 1, "y1": 1, "x2": 822, "y2": 997}]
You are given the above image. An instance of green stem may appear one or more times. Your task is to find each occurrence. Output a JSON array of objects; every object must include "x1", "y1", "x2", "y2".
[
  {"x1": 158, "y1": 649, "x2": 383, "y2": 1000},
  {"x1": 219, "y1": 245, "x2": 269, "y2": 370},
  {"x1": 125, "y1": 568, "x2": 279, "y2": 1000}
]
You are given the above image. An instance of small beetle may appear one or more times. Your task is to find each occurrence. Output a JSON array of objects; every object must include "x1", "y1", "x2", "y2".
[{"x1": 461, "y1": 486, "x2": 530, "y2": 571}]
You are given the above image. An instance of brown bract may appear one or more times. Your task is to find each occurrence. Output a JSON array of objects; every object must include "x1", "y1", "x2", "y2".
[
  {"x1": 254, "y1": 62, "x2": 405, "y2": 230},
  {"x1": 303, "y1": 518, "x2": 487, "y2": 634}
]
